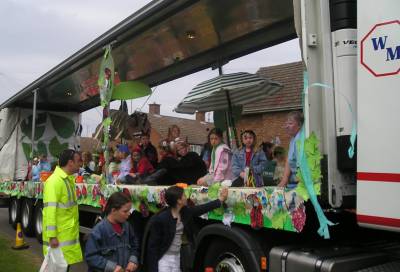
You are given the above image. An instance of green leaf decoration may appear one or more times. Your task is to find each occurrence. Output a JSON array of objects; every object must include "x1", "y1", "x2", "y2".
[
  {"x1": 20, "y1": 113, "x2": 47, "y2": 140},
  {"x1": 208, "y1": 212, "x2": 223, "y2": 221},
  {"x1": 271, "y1": 211, "x2": 286, "y2": 229},
  {"x1": 49, "y1": 114, "x2": 75, "y2": 139},
  {"x1": 140, "y1": 188, "x2": 149, "y2": 202},
  {"x1": 233, "y1": 202, "x2": 246, "y2": 217},
  {"x1": 22, "y1": 143, "x2": 32, "y2": 161},
  {"x1": 296, "y1": 132, "x2": 323, "y2": 201},
  {"x1": 234, "y1": 214, "x2": 250, "y2": 225},
  {"x1": 49, "y1": 137, "x2": 68, "y2": 158},
  {"x1": 148, "y1": 203, "x2": 159, "y2": 214},
  {"x1": 132, "y1": 198, "x2": 141, "y2": 211},
  {"x1": 263, "y1": 216, "x2": 272, "y2": 228},
  {"x1": 283, "y1": 214, "x2": 295, "y2": 231},
  {"x1": 208, "y1": 183, "x2": 221, "y2": 200},
  {"x1": 184, "y1": 187, "x2": 193, "y2": 199},
  {"x1": 37, "y1": 141, "x2": 47, "y2": 157}
]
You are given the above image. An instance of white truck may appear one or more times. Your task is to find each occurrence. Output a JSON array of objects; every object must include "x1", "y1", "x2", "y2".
[{"x1": 0, "y1": 0, "x2": 399, "y2": 271}]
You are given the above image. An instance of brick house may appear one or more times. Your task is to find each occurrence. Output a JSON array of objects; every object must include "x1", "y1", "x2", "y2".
[
  {"x1": 81, "y1": 104, "x2": 213, "y2": 155},
  {"x1": 147, "y1": 103, "x2": 213, "y2": 154},
  {"x1": 236, "y1": 61, "x2": 304, "y2": 149}
]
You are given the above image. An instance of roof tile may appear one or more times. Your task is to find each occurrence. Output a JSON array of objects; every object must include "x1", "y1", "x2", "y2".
[{"x1": 243, "y1": 61, "x2": 303, "y2": 114}]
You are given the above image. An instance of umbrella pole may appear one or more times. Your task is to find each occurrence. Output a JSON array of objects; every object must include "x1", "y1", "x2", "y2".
[
  {"x1": 224, "y1": 89, "x2": 239, "y2": 149},
  {"x1": 224, "y1": 110, "x2": 231, "y2": 148},
  {"x1": 219, "y1": 66, "x2": 232, "y2": 147}
]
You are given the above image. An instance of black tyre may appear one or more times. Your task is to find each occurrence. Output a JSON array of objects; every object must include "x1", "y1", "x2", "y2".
[
  {"x1": 202, "y1": 239, "x2": 250, "y2": 272},
  {"x1": 21, "y1": 199, "x2": 35, "y2": 237},
  {"x1": 8, "y1": 197, "x2": 21, "y2": 229},
  {"x1": 33, "y1": 201, "x2": 43, "y2": 244}
]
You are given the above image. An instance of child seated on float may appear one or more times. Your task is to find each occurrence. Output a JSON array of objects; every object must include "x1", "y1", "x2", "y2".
[
  {"x1": 115, "y1": 144, "x2": 132, "y2": 184},
  {"x1": 231, "y1": 130, "x2": 266, "y2": 187},
  {"x1": 197, "y1": 128, "x2": 232, "y2": 186},
  {"x1": 127, "y1": 146, "x2": 155, "y2": 184}
]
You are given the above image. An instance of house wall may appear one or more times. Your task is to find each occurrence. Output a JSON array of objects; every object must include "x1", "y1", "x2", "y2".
[{"x1": 236, "y1": 111, "x2": 295, "y2": 150}]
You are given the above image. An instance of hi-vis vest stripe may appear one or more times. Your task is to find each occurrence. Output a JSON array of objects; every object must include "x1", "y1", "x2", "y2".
[
  {"x1": 43, "y1": 238, "x2": 80, "y2": 247},
  {"x1": 44, "y1": 201, "x2": 77, "y2": 208},
  {"x1": 46, "y1": 225, "x2": 57, "y2": 231}
]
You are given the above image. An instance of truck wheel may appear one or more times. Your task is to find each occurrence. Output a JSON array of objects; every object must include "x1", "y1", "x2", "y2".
[
  {"x1": 8, "y1": 197, "x2": 21, "y2": 229},
  {"x1": 202, "y1": 239, "x2": 249, "y2": 272},
  {"x1": 21, "y1": 199, "x2": 35, "y2": 237},
  {"x1": 34, "y1": 201, "x2": 43, "y2": 244}
]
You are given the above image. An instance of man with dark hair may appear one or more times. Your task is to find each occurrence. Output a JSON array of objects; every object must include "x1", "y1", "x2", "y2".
[
  {"x1": 43, "y1": 149, "x2": 83, "y2": 269},
  {"x1": 139, "y1": 133, "x2": 158, "y2": 168},
  {"x1": 278, "y1": 111, "x2": 304, "y2": 189}
]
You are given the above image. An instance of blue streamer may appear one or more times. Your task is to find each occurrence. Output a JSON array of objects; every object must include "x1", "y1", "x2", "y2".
[
  {"x1": 298, "y1": 127, "x2": 336, "y2": 239},
  {"x1": 300, "y1": 72, "x2": 336, "y2": 239}
]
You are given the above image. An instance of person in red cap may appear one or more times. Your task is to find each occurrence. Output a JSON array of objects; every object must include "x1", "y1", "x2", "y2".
[{"x1": 127, "y1": 146, "x2": 155, "y2": 183}]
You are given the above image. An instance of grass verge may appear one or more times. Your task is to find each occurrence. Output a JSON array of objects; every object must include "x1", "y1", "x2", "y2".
[{"x1": 0, "y1": 234, "x2": 41, "y2": 271}]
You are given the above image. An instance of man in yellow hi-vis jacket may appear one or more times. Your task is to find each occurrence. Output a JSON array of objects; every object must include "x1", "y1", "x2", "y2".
[{"x1": 43, "y1": 149, "x2": 83, "y2": 268}]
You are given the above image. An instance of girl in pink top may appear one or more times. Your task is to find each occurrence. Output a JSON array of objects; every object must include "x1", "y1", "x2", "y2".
[{"x1": 197, "y1": 128, "x2": 232, "y2": 186}]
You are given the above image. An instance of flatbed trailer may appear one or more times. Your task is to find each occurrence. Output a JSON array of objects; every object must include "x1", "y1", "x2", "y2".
[{"x1": 1, "y1": 0, "x2": 400, "y2": 271}]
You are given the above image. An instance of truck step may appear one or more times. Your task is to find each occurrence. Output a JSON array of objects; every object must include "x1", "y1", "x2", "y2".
[
  {"x1": 356, "y1": 261, "x2": 400, "y2": 272},
  {"x1": 269, "y1": 245, "x2": 390, "y2": 272}
]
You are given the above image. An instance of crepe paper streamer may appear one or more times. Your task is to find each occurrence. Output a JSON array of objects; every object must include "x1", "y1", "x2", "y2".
[
  {"x1": 306, "y1": 81, "x2": 357, "y2": 159},
  {"x1": 301, "y1": 72, "x2": 336, "y2": 239}
]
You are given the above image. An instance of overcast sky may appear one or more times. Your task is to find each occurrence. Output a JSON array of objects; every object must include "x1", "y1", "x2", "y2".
[{"x1": 0, "y1": 0, "x2": 301, "y2": 136}]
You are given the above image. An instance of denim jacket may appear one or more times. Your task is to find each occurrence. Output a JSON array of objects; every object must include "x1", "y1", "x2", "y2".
[
  {"x1": 85, "y1": 219, "x2": 140, "y2": 272},
  {"x1": 232, "y1": 148, "x2": 267, "y2": 186}
]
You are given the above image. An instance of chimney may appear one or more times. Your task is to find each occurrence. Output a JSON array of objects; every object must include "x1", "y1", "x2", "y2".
[
  {"x1": 195, "y1": 111, "x2": 205, "y2": 122},
  {"x1": 149, "y1": 103, "x2": 160, "y2": 115}
]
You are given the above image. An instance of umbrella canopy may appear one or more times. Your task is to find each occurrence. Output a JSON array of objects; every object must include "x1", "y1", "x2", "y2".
[
  {"x1": 174, "y1": 72, "x2": 282, "y2": 114},
  {"x1": 112, "y1": 81, "x2": 151, "y2": 100}
]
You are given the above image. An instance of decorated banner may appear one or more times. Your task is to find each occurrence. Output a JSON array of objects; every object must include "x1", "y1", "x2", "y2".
[{"x1": 0, "y1": 181, "x2": 306, "y2": 232}]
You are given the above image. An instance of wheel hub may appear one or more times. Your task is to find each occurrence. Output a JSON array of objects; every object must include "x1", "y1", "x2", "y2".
[
  {"x1": 216, "y1": 254, "x2": 246, "y2": 272},
  {"x1": 22, "y1": 202, "x2": 29, "y2": 228},
  {"x1": 35, "y1": 208, "x2": 43, "y2": 235},
  {"x1": 10, "y1": 200, "x2": 17, "y2": 222}
]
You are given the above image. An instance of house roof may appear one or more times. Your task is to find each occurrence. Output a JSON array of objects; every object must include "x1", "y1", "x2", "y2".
[
  {"x1": 242, "y1": 61, "x2": 304, "y2": 114},
  {"x1": 148, "y1": 113, "x2": 213, "y2": 145}
]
